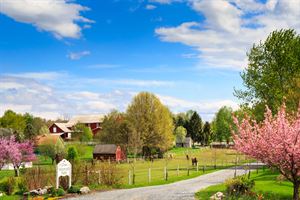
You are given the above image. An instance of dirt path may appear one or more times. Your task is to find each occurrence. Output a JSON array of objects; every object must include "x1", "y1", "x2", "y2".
[{"x1": 67, "y1": 164, "x2": 259, "y2": 200}]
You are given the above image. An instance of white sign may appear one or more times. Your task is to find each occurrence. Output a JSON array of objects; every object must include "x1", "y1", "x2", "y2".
[{"x1": 56, "y1": 159, "x2": 72, "y2": 189}]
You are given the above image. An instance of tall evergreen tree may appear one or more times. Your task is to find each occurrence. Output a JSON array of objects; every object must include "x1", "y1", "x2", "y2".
[{"x1": 186, "y1": 112, "x2": 202, "y2": 145}]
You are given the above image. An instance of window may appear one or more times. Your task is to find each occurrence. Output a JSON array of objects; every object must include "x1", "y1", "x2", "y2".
[
  {"x1": 96, "y1": 123, "x2": 100, "y2": 128},
  {"x1": 53, "y1": 126, "x2": 57, "y2": 133}
]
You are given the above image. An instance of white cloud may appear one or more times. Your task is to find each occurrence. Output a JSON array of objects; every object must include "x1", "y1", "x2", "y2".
[
  {"x1": 146, "y1": 4, "x2": 157, "y2": 10},
  {"x1": 155, "y1": 0, "x2": 300, "y2": 70},
  {"x1": 158, "y1": 94, "x2": 238, "y2": 121},
  {"x1": 4, "y1": 72, "x2": 67, "y2": 80},
  {"x1": 0, "y1": 0, "x2": 93, "y2": 39},
  {"x1": 149, "y1": 0, "x2": 178, "y2": 4},
  {"x1": 0, "y1": 74, "x2": 237, "y2": 121},
  {"x1": 67, "y1": 51, "x2": 90, "y2": 60}
]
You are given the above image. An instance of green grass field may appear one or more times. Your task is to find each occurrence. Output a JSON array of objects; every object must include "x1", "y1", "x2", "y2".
[
  {"x1": 195, "y1": 169, "x2": 293, "y2": 200},
  {"x1": 117, "y1": 147, "x2": 249, "y2": 187},
  {"x1": 0, "y1": 146, "x2": 250, "y2": 199}
]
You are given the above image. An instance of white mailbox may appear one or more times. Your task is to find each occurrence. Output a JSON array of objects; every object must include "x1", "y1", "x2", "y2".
[{"x1": 56, "y1": 159, "x2": 72, "y2": 189}]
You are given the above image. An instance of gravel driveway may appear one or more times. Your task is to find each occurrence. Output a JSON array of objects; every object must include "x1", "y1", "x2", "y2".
[{"x1": 67, "y1": 165, "x2": 258, "y2": 200}]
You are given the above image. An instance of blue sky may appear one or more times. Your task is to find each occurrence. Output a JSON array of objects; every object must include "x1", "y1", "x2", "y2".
[{"x1": 0, "y1": 0, "x2": 299, "y2": 120}]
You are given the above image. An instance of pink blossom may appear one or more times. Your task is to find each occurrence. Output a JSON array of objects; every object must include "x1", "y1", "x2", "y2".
[
  {"x1": 0, "y1": 136, "x2": 36, "y2": 176},
  {"x1": 233, "y1": 104, "x2": 300, "y2": 200}
]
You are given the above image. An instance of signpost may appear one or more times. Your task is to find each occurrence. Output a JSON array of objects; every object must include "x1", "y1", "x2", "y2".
[{"x1": 56, "y1": 159, "x2": 72, "y2": 189}]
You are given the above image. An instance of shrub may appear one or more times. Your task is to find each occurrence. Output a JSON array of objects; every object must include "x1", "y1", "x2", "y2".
[
  {"x1": 67, "y1": 185, "x2": 81, "y2": 194},
  {"x1": 0, "y1": 177, "x2": 16, "y2": 195},
  {"x1": 16, "y1": 179, "x2": 28, "y2": 195},
  {"x1": 97, "y1": 161, "x2": 123, "y2": 186},
  {"x1": 23, "y1": 166, "x2": 55, "y2": 190},
  {"x1": 56, "y1": 188, "x2": 65, "y2": 196},
  {"x1": 225, "y1": 176, "x2": 254, "y2": 196},
  {"x1": 67, "y1": 146, "x2": 78, "y2": 161}
]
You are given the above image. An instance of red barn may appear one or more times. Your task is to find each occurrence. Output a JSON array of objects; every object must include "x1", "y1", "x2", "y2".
[{"x1": 49, "y1": 114, "x2": 104, "y2": 140}]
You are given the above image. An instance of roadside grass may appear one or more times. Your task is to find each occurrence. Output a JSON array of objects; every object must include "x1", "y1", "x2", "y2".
[{"x1": 195, "y1": 169, "x2": 293, "y2": 200}]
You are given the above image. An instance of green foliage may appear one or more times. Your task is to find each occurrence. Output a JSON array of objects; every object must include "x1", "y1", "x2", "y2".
[
  {"x1": 39, "y1": 141, "x2": 65, "y2": 164},
  {"x1": 225, "y1": 176, "x2": 255, "y2": 196},
  {"x1": 23, "y1": 113, "x2": 37, "y2": 140},
  {"x1": 211, "y1": 106, "x2": 233, "y2": 143},
  {"x1": 67, "y1": 185, "x2": 81, "y2": 194},
  {"x1": 39, "y1": 125, "x2": 50, "y2": 135},
  {"x1": 98, "y1": 110, "x2": 131, "y2": 146},
  {"x1": 16, "y1": 179, "x2": 28, "y2": 195},
  {"x1": 67, "y1": 146, "x2": 78, "y2": 161},
  {"x1": 0, "y1": 110, "x2": 26, "y2": 140},
  {"x1": 0, "y1": 177, "x2": 16, "y2": 195},
  {"x1": 56, "y1": 187, "x2": 65, "y2": 196},
  {"x1": 202, "y1": 121, "x2": 212, "y2": 145},
  {"x1": 73, "y1": 124, "x2": 93, "y2": 142},
  {"x1": 127, "y1": 92, "x2": 174, "y2": 155},
  {"x1": 48, "y1": 187, "x2": 65, "y2": 197},
  {"x1": 235, "y1": 29, "x2": 300, "y2": 121},
  {"x1": 186, "y1": 112, "x2": 203, "y2": 144},
  {"x1": 175, "y1": 126, "x2": 187, "y2": 144}
]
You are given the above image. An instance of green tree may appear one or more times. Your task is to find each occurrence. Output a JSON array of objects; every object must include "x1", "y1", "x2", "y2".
[
  {"x1": 80, "y1": 126, "x2": 93, "y2": 142},
  {"x1": 39, "y1": 125, "x2": 50, "y2": 135},
  {"x1": 127, "y1": 92, "x2": 174, "y2": 157},
  {"x1": 23, "y1": 113, "x2": 36, "y2": 140},
  {"x1": 234, "y1": 29, "x2": 300, "y2": 121},
  {"x1": 202, "y1": 121, "x2": 212, "y2": 145},
  {"x1": 39, "y1": 141, "x2": 65, "y2": 164},
  {"x1": 67, "y1": 146, "x2": 78, "y2": 162},
  {"x1": 72, "y1": 124, "x2": 93, "y2": 142},
  {"x1": 211, "y1": 106, "x2": 233, "y2": 144},
  {"x1": 98, "y1": 110, "x2": 130, "y2": 147},
  {"x1": 175, "y1": 126, "x2": 187, "y2": 147},
  {"x1": 186, "y1": 112, "x2": 202, "y2": 145},
  {"x1": 0, "y1": 110, "x2": 26, "y2": 140}
]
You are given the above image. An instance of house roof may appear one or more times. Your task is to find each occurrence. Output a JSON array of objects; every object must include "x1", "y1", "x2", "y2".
[
  {"x1": 36, "y1": 134, "x2": 63, "y2": 146},
  {"x1": 54, "y1": 123, "x2": 72, "y2": 133},
  {"x1": 93, "y1": 144, "x2": 117, "y2": 154},
  {"x1": 68, "y1": 114, "x2": 104, "y2": 125}
]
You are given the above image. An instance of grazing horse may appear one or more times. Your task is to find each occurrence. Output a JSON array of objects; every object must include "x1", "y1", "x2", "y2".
[
  {"x1": 192, "y1": 157, "x2": 198, "y2": 166},
  {"x1": 186, "y1": 154, "x2": 190, "y2": 160}
]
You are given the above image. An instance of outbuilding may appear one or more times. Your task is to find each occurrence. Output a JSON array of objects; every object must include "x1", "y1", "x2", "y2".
[{"x1": 93, "y1": 144, "x2": 124, "y2": 161}]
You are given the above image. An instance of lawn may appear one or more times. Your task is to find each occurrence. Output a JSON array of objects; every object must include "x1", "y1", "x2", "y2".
[
  {"x1": 0, "y1": 146, "x2": 250, "y2": 199},
  {"x1": 195, "y1": 169, "x2": 293, "y2": 200}
]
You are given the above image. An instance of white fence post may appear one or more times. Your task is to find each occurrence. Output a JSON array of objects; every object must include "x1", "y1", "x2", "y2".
[
  {"x1": 128, "y1": 170, "x2": 131, "y2": 185},
  {"x1": 148, "y1": 168, "x2": 151, "y2": 183},
  {"x1": 98, "y1": 170, "x2": 101, "y2": 184},
  {"x1": 196, "y1": 162, "x2": 199, "y2": 172},
  {"x1": 164, "y1": 167, "x2": 167, "y2": 181}
]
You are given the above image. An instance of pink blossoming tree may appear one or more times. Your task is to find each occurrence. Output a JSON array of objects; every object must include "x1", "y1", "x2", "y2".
[
  {"x1": 0, "y1": 137, "x2": 36, "y2": 176},
  {"x1": 233, "y1": 104, "x2": 300, "y2": 200}
]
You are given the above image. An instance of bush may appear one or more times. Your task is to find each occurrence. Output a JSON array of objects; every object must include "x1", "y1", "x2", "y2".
[
  {"x1": 67, "y1": 185, "x2": 81, "y2": 194},
  {"x1": 23, "y1": 166, "x2": 55, "y2": 190},
  {"x1": 56, "y1": 188, "x2": 65, "y2": 196},
  {"x1": 0, "y1": 177, "x2": 16, "y2": 195},
  {"x1": 67, "y1": 146, "x2": 78, "y2": 161},
  {"x1": 16, "y1": 179, "x2": 28, "y2": 195},
  {"x1": 225, "y1": 176, "x2": 254, "y2": 196}
]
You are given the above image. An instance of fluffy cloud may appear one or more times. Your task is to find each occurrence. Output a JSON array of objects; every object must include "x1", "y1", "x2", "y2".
[
  {"x1": 155, "y1": 0, "x2": 300, "y2": 70},
  {"x1": 67, "y1": 51, "x2": 90, "y2": 60},
  {"x1": 158, "y1": 94, "x2": 238, "y2": 120},
  {"x1": 0, "y1": 73, "x2": 236, "y2": 121},
  {"x1": 0, "y1": 0, "x2": 93, "y2": 39},
  {"x1": 146, "y1": 4, "x2": 157, "y2": 10}
]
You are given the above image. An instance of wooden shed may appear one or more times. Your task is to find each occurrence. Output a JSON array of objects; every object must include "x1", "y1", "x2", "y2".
[{"x1": 93, "y1": 144, "x2": 123, "y2": 161}]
